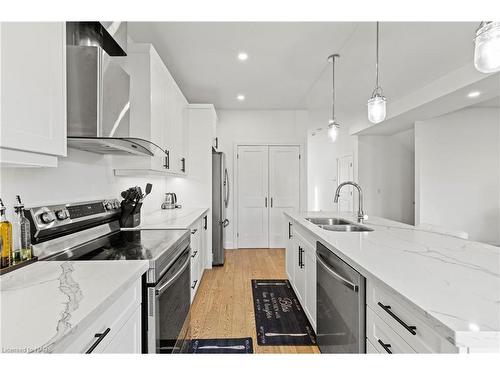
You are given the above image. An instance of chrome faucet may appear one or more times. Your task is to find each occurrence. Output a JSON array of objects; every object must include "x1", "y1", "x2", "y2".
[{"x1": 334, "y1": 181, "x2": 368, "y2": 223}]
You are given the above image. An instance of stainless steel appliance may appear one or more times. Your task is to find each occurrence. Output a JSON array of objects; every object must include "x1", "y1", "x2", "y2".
[
  {"x1": 161, "y1": 193, "x2": 179, "y2": 210},
  {"x1": 65, "y1": 22, "x2": 163, "y2": 157},
  {"x1": 25, "y1": 198, "x2": 191, "y2": 354},
  {"x1": 212, "y1": 149, "x2": 229, "y2": 266},
  {"x1": 316, "y1": 242, "x2": 365, "y2": 353}
]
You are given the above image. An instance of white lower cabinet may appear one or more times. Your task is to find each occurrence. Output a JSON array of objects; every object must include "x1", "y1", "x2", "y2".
[
  {"x1": 367, "y1": 306, "x2": 416, "y2": 354},
  {"x1": 366, "y1": 279, "x2": 458, "y2": 353},
  {"x1": 285, "y1": 219, "x2": 317, "y2": 331},
  {"x1": 59, "y1": 278, "x2": 142, "y2": 353},
  {"x1": 190, "y1": 216, "x2": 207, "y2": 302}
]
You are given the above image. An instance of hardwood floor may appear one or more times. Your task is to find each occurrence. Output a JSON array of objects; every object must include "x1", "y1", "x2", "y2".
[{"x1": 189, "y1": 248, "x2": 320, "y2": 354}]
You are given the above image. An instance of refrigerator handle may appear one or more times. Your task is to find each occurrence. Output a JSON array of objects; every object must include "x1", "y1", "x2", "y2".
[{"x1": 224, "y1": 168, "x2": 230, "y2": 208}]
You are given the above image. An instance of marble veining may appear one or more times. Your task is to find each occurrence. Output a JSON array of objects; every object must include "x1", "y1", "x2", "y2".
[
  {"x1": 36, "y1": 262, "x2": 84, "y2": 353},
  {"x1": 285, "y1": 210, "x2": 500, "y2": 350}
]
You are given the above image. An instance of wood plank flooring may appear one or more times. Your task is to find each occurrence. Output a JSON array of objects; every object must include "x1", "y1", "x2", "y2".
[{"x1": 189, "y1": 248, "x2": 320, "y2": 354}]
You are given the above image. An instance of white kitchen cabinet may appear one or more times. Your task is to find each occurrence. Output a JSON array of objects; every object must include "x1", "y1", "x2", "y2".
[
  {"x1": 60, "y1": 278, "x2": 142, "y2": 353},
  {"x1": 0, "y1": 22, "x2": 66, "y2": 167},
  {"x1": 190, "y1": 217, "x2": 207, "y2": 302},
  {"x1": 113, "y1": 43, "x2": 188, "y2": 176},
  {"x1": 285, "y1": 219, "x2": 317, "y2": 331}
]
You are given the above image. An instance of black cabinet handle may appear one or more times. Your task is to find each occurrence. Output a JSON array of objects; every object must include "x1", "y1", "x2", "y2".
[
  {"x1": 288, "y1": 222, "x2": 292, "y2": 239},
  {"x1": 164, "y1": 150, "x2": 170, "y2": 169},
  {"x1": 191, "y1": 229, "x2": 198, "y2": 235},
  {"x1": 377, "y1": 302, "x2": 417, "y2": 335},
  {"x1": 181, "y1": 157, "x2": 186, "y2": 172},
  {"x1": 85, "y1": 328, "x2": 111, "y2": 354},
  {"x1": 191, "y1": 280, "x2": 198, "y2": 289},
  {"x1": 298, "y1": 246, "x2": 305, "y2": 268},
  {"x1": 203, "y1": 215, "x2": 207, "y2": 230},
  {"x1": 215, "y1": 137, "x2": 218, "y2": 149},
  {"x1": 191, "y1": 250, "x2": 198, "y2": 258},
  {"x1": 377, "y1": 339, "x2": 392, "y2": 354},
  {"x1": 270, "y1": 197, "x2": 273, "y2": 207},
  {"x1": 265, "y1": 197, "x2": 267, "y2": 208}
]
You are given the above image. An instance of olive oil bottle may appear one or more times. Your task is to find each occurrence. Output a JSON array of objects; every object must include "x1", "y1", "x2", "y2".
[
  {"x1": 13, "y1": 195, "x2": 32, "y2": 263},
  {"x1": 0, "y1": 198, "x2": 13, "y2": 268}
]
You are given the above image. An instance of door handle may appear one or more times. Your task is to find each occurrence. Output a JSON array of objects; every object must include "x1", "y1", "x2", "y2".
[
  {"x1": 164, "y1": 150, "x2": 170, "y2": 169},
  {"x1": 265, "y1": 197, "x2": 267, "y2": 208},
  {"x1": 191, "y1": 250, "x2": 198, "y2": 258},
  {"x1": 222, "y1": 219, "x2": 230, "y2": 228},
  {"x1": 288, "y1": 222, "x2": 292, "y2": 239},
  {"x1": 316, "y1": 252, "x2": 359, "y2": 292},
  {"x1": 191, "y1": 280, "x2": 198, "y2": 289},
  {"x1": 181, "y1": 157, "x2": 186, "y2": 172},
  {"x1": 270, "y1": 197, "x2": 273, "y2": 207},
  {"x1": 85, "y1": 328, "x2": 111, "y2": 354},
  {"x1": 203, "y1": 215, "x2": 207, "y2": 230}
]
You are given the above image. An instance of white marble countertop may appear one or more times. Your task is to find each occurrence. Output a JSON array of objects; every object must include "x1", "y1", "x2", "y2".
[
  {"x1": 130, "y1": 207, "x2": 209, "y2": 230},
  {"x1": 0, "y1": 260, "x2": 148, "y2": 353},
  {"x1": 285, "y1": 210, "x2": 500, "y2": 350}
]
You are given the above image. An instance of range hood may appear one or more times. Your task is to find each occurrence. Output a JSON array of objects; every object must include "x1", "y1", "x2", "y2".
[{"x1": 66, "y1": 22, "x2": 164, "y2": 157}]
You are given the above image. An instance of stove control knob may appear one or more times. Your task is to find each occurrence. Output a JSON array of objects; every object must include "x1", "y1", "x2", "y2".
[
  {"x1": 40, "y1": 211, "x2": 56, "y2": 224},
  {"x1": 55, "y1": 209, "x2": 69, "y2": 220}
]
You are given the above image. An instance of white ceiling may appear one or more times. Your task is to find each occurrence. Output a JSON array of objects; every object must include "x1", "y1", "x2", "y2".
[{"x1": 128, "y1": 22, "x2": 479, "y2": 117}]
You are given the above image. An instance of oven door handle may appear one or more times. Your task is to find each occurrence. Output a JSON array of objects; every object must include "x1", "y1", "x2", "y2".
[{"x1": 155, "y1": 252, "x2": 191, "y2": 296}]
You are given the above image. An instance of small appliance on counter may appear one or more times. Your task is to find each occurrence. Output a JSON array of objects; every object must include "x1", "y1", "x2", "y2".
[
  {"x1": 120, "y1": 183, "x2": 152, "y2": 228},
  {"x1": 161, "y1": 193, "x2": 181, "y2": 210}
]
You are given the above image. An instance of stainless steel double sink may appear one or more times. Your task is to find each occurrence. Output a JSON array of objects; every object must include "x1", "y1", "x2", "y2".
[{"x1": 305, "y1": 217, "x2": 374, "y2": 232}]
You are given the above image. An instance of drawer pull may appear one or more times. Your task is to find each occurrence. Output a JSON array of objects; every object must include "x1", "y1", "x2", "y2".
[
  {"x1": 85, "y1": 328, "x2": 111, "y2": 354},
  {"x1": 377, "y1": 339, "x2": 392, "y2": 354},
  {"x1": 378, "y1": 302, "x2": 417, "y2": 335},
  {"x1": 191, "y1": 250, "x2": 198, "y2": 258}
]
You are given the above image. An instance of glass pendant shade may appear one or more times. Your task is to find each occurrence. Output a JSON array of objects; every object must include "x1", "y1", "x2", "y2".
[
  {"x1": 474, "y1": 22, "x2": 500, "y2": 73},
  {"x1": 328, "y1": 120, "x2": 340, "y2": 143},
  {"x1": 367, "y1": 94, "x2": 387, "y2": 124}
]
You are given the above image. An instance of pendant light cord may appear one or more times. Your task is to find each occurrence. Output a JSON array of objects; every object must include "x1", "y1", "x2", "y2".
[
  {"x1": 375, "y1": 21, "x2": 379, "y2": 90},
  {"x1": 332, "y1": 56, "x2": 336, "y2": 122}
]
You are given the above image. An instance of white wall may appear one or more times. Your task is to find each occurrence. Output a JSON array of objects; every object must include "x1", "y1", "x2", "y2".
[
  {"x1": 216, "y1": 110, "x2": 308, "y2": 249},
  {"x1": 415, "y1": 107, "x2": 500, "y2": 245},
  {"x1": 358, "y1": 129, "x2": 415, "y2": 225},
  {"x1": 0, "y1": 148, "x2": 167, "y2": 221},
  {"x1": 306, "y1": 107, "x2": 359, "y2": 212}
]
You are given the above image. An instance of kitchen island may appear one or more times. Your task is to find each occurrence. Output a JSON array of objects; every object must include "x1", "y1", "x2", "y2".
[
  {"x1": 1, "y1": 260, "x2": 148, "y2": 353},
  {"x1": 284, "y1": 210, "x2": 500, "y2": 353}
]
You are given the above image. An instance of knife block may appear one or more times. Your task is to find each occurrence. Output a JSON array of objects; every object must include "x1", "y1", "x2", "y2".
[{"x1": 120, "y1": 202, "x2": 142, "y2": 228}]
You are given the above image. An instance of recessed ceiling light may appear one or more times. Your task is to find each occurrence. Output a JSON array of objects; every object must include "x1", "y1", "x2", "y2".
[
  {"x1": 237, "y1": 52, "x2": 248, "y2": 61},
  {"x1": 237, "y1": 94, "x2": 245, "y2": 101},
  {"x1": 467, "y1": 91, "x2": 481, "y2": 98}
]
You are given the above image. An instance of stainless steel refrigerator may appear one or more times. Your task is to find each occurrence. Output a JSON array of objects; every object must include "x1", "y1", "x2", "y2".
[{"x1": 212, "y1": 149, "x2": 229, "y2": 266}]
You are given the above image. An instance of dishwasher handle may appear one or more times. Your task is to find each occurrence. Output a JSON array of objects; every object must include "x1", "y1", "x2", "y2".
[{"x1": 316, "y1": 252, "x2": 359, "y2": 292}]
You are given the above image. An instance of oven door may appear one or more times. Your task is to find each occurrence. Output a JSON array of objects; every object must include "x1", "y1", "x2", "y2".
[{"x1": 149, "y1": 247, "x2": 191, "y2": 353}]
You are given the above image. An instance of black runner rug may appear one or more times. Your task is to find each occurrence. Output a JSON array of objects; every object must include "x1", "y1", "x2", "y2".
[
  {"x1": 185, "y1": 338, "x2": 253, "y2": 354},
  {"x1": 251, "y1": 279, "x2": 316, "y2": 346}
]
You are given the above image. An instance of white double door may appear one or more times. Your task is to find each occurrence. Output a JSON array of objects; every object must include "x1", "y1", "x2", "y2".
[{"x1": 237, "y1": 145, "x2": 300, "y2": 248}]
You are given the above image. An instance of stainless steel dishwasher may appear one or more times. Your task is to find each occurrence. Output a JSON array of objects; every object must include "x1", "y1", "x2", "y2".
[{"x1": 316, "y1": 242, "x2": 365, "y2": 353}]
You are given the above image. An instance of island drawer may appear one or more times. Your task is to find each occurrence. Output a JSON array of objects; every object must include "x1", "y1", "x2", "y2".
[
  {"x1": 367, "y1": 306, "x2": 416, "y2": 353},
  {"x1": 58, "y1": 278, "x2": 142, "y2": 353},
  {"x1": 366, "y1": 279, "x2": 458, "y2": 353}
]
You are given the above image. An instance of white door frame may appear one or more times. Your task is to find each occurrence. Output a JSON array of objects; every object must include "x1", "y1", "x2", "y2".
[{"x1": 233, "y1": 142, "x2": 305, "y2": 249}]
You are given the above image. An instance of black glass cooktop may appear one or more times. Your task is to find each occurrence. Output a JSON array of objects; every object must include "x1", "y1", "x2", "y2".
[{"x1": 54, "y1": 229, "x2": 189, "y2": 262}]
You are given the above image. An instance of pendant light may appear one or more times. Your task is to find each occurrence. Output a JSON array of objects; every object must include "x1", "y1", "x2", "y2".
[
  {"x1": 367, "y1": 22, "x2": 387, "y2": 124},
  {"x1": 474, "y1": 22, "x2": 500, "y2": 73},
  {"x1": 327, "y1": 54, "x2": 340, "y2": 143}
]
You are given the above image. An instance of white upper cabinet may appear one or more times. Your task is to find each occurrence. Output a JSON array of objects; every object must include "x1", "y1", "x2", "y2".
[
  {"x1": 113, "y1": 43, "x2": 188, "y2": 176},
  {"x1": 0, "y1": 22, "x2": 67, "y2": 167}
]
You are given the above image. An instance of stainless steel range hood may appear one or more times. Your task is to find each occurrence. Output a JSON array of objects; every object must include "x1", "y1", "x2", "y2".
[{"x1": 66, "y1": 22, "x2": 163, "y2": 157}]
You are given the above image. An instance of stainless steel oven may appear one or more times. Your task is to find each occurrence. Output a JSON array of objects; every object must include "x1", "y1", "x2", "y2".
[{"x1": 147, "y1": 246, "x2": 191, "y2": 353}]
